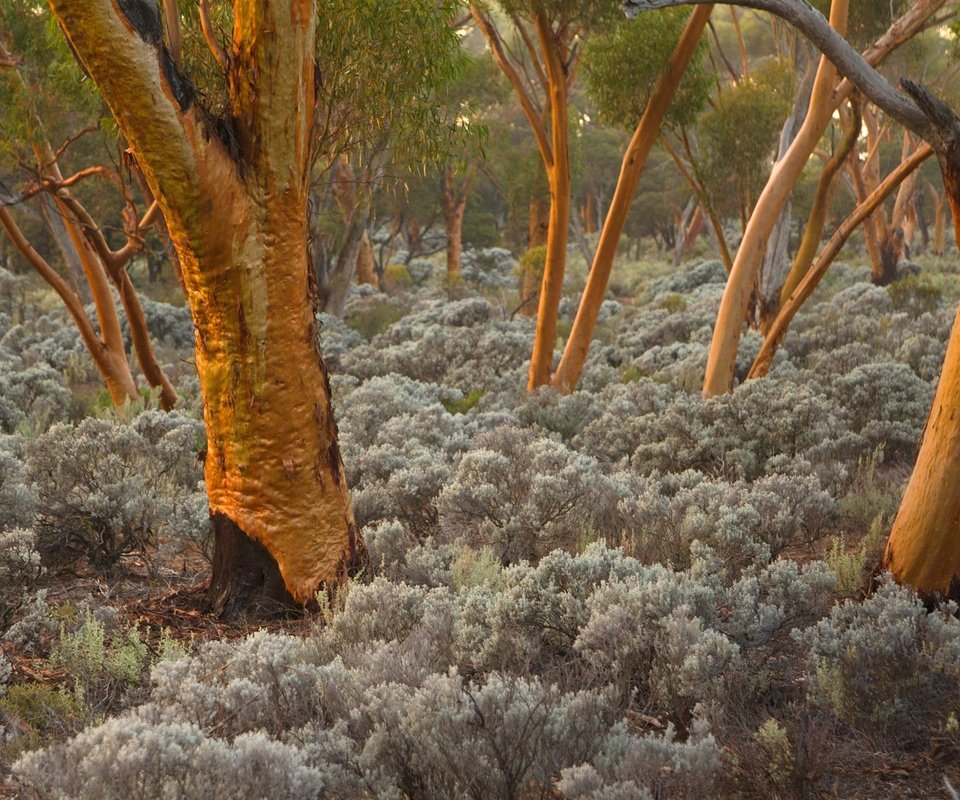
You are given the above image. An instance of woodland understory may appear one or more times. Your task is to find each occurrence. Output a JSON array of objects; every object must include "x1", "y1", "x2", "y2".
[
  {"x1": 1, "y1": 244, "x2": 960, "y2": 799},
  {"x1": 5, "y1": 0, "x2": 960, "y2": 796}
]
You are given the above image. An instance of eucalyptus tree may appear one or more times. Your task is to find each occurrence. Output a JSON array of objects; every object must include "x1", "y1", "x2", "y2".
[
  {"x1": 658, "y1": 0, "x2": 948, "y2": 397},
  {"x1": 470, "y1": 0, "x2": 621, "y2": 388},
  {"x1": 438, "y1": 53, "x2": 508, "y2": 278},
  {"x1": 0, "y1": 2, "x2": 177, "y2": 409},
  {"x1": 549, "y1": 5, "x2": 712, "y2": 392},
  {"x1": 44, "y1": 0, "x2": 463, "y2": 616},
  {"x1": 624, "y1": 0, "x2": 960, "y2": 599}
]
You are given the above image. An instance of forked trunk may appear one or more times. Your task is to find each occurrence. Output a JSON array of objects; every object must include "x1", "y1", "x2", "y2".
[
  {"x1": 47, "y1": 0, "x2": 364, "y2": 614},
  {"x1": 441, "y1": 164, "x2": 471, "y2": 277},
  {"x1": 702, "y1": 0, "x2": 848, "y2": 396}
]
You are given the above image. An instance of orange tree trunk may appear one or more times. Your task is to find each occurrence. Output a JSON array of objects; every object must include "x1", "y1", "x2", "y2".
[
  {"x1": 441, "y1": 162, "x2": 475, "y2": 278},
  {"x1": 48, "y1": 0, "x2": 363, "y2": 615},
  {"x1": 551, "y1": 5, "x2": 713, "y2": 393},
  {"x1": 884, "y1": 143, "x2": 960, "y2": 598},
  {"x1": 520, "y1": 198, "x2": 550, "y2": 317},
  {"x1": 528, "y1": 10, "x2": 572, "y2": 390},
  {"x1": 356, "y1": 232, "x2": 378, "y2": 288},
  {"x1": 702, "y1": 0, "x2": 848, "y2": 397}
]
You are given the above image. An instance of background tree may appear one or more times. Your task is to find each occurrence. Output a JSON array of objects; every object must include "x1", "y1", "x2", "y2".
[
  {"x1": 624, "y1": 0, "x2": 960, "y2": 600},
  {"x1": 471, "y1": 0, "x2": 620, "y2": 389},
  {"x1": 0, "y1": 4, "x2": 177, "y2": 409},
  {"x1": 550, "y1": 4, "x2": 713, "y2": 391}
]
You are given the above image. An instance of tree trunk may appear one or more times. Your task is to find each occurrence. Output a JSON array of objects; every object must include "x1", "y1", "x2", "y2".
[
  {"x1": 582, "y1": 190, "x2": 598, "y2": 233},
  {"x1": 876, "y1": 226, "x2": 905, "y2": 284},
  {"x1": 778, "y1": 99, "x2": 861, "y2": 309},
  {"x1": 756, "y1": 84, "x2": 810, "y2": 331},
  {"x1": 47, "y1": 0, "x2": 364, "y2": 613},
  {"x1": 528, "y1": 11, "x2": 572, "y2": 390},
  {"x1": 208, "y1": 514, "x2": 298, "y2": 617},
  {"x1": 929, "y1": 183, "x2": 947, "y2": 255},
  {"x1": 884, "y1": 143, "x2": 960, "y2": 597},
  {"x1": 38, "y1": 194, "x2": 90, "y2": 304},
  {"x1": 441, "y1": 163, "x2": 474, "y2": 278},
  {"x1": 701, "y1": 0, "x2": 848, "y2": 397},
  {"x1": 682, "y1": 203, "x2": 705, "y2": 258},
  {"x1": 519, "y1": 198, "x2": 549, "y2": 317},
  {"x1": 445, "y1": 207, "x2": 465, "y2": 276},
  {"x1": 356, "y1": 231, "x2": 378, "y2": 287},
  {"x1": 551, "y1": 5, "x2": 714, "y2": 393}
]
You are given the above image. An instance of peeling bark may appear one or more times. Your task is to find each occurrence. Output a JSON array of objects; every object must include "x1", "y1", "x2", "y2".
[{"x1": 48, "y1": 0, "x2": 365, "y2": 611}]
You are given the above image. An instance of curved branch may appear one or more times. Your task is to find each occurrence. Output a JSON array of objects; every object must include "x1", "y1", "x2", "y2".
[
  {"x1": 624, "y1": 0, "x2": 932, "y2": 137},
  {"x1": 471, "y1": 4, "x2": 553, "y2": 169},
  {"x1": 749, "y1": 142, "x2": 933, "y2": 378},
  {"x1": 0, "y1": 207, "x2": 106, "y2": 360},
  {"x1": 199, "y1": 0, "x2": 228, "y2": 72}
]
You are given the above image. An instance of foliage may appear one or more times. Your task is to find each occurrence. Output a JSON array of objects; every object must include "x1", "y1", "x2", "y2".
[
  {"x1": 696, "y1": 58, "x2": 796, "y2": 221},
  {"x1": 583, "y1": 9, "x2": 711, "y2": 129}
]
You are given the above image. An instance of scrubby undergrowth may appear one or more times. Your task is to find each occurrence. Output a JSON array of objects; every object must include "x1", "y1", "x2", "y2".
[{"x1": 1, "y1": 252, "x2": 959, "y2": 798}]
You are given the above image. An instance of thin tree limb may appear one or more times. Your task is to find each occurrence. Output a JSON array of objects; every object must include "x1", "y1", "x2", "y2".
[
  {"x1": 749, "y1": 143, "x2": 933, "y2": 378},
  {"x1": 199, "y1": 0, "x2": 229, "y2": 71},
  {"x1": 471, "y1": 4, "x2": 553, "y2": 169},
  {"x1": 624, "y1": 0, "x2": 932, "y2": 137}
]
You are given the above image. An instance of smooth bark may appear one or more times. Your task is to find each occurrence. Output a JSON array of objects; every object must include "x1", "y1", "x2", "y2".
[
  {"x1": 551, "y1": 4, "x2": 713, "y2": 393},
  {"x1": 700, "y1": 0, "x2": 848, "y2": 396}
]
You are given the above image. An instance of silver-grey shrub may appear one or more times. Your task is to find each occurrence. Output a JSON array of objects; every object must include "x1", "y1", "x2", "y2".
[
  {"x1": 25, "y1": 413, "x2": 205, "y2": 573},
  {"x1": 0, "y1": 363, "x2": 72, "y2": 433},
  {"x1": 0, "y1": 435, "x2": 36, "y2": 531},
  {"x1": 799, "y1": 576, "x2": 960, "y2": 744},
  {"x1": 0, "y1": 527, "x2": 43, "y2": 634},
  {"x1": 437, "y1": 426, "x2": 621, "y2": 563}
]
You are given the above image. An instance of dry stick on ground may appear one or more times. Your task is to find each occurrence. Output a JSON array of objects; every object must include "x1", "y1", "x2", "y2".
[
  {"x1": 626, "y1": 0, "x2": 960, "y2": 599},
  {"x1": 749, "y1": 142, "x2": 932, "y2": 378}
]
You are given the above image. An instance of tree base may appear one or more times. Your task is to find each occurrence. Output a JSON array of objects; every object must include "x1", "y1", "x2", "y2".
[{"x1": 208, "y1": 513, "x2": 301, "y2": 620}]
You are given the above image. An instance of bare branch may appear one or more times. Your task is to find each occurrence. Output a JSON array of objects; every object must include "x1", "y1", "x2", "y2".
[
  {"x1": 0, "y1": 166, "x2": 111, "y2": 208},
  {"x1": 199, "y1": 0, "x2": 228, "y2": 72},
  {"x1": 162, "y1": 0, "x2": 181, "y2": 64},
  {"x1": 623, "y1": 0, "x2": 932, "y2": 137}
]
